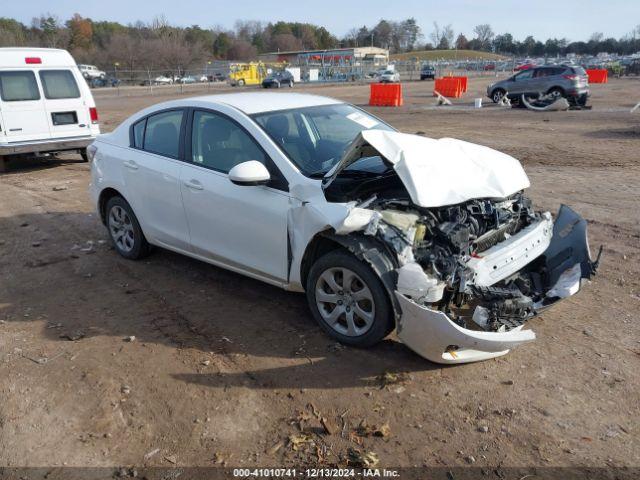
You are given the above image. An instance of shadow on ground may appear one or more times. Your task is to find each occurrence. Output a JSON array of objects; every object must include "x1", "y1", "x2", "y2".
[{"x1": 0, "y1": 210, "x2": 437, "y2": 391}]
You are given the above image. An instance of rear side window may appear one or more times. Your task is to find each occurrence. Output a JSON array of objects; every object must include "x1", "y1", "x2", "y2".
[
  {"x1": 132, "y1": 119, "x2": 145, "y2": 148},
  {"x1": 0, "y1": 71, "x2": 40, "y2": 101},
  {"x1": 143, "y1": 110, "x2": 184, "y2": 158},
  {"x1": 39, "y1": 70, "x2": 80, "y2": 99}
]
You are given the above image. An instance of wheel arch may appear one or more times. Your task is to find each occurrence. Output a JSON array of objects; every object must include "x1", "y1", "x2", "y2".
[
  {"x1": 98, "y1": 187, "x2": 126, "y2": 225},
  {"x1": 301, "y1": 231, "x2": 402, "y2": 321}
]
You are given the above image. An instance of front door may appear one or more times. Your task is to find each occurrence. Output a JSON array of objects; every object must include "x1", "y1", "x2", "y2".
[
  {"x1": 0, "y1": 70, "x2": 50, "y2": 142},
  {"x1": 180, "y1": 109, "x2": 290, "y2": 282}
]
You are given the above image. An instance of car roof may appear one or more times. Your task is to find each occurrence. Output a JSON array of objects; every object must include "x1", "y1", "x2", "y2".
[{"x1": 188, "y1": 92, "x2": 343, "y2": 114}]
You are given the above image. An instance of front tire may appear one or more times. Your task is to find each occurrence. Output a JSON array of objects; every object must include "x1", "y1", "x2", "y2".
[
  {"x1": 306, "y1": 250, "x2": 393, "y2": 348},
  {"x1": 492, "y1": 89, "x2": 506, "y2": 103},
  {"x1": 237, "y1": 79, "x2": 245, "y2": 86},
  {"x1": 105, "y1": 196, "x2": 150, "y2": 260}
]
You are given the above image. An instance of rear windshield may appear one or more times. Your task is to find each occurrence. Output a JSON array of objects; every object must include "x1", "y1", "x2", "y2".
[
  {"x1": 39, "y1": 70, "x2": 80, "y2": 99},
  {"x1": 572, "y1": 66, "x2": 587, "y2": 76},
  {"x1": 0, "y1": 71, "x2": 40, "y2": 101}
]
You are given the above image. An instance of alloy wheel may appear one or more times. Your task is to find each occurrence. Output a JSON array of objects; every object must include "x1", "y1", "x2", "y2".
[
  {"x1": 315, "y1": 267, "x2": 375, "y2": 337},
  {"x1": 108, "y1": 205, "x2": 135, "y2": 253}
]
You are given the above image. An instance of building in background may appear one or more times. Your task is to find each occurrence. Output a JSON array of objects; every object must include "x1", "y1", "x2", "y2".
[{"x1": 258, "y1": 47, "x2": 389, "y2": 67}]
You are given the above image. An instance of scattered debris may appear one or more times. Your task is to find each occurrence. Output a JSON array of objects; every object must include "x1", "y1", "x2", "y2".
[
  {"x1": 52, "y1": 186, "x2": 68, "y2": 191},
  {"x1": 164, "y1": 454, "x2": 177, "y2": 464},
  {"x1": 465, "y1": 455, "x2": 476, "y2": 464},
  {"x1": 143, "y1": 448, "x2": 160, "y2": 461},
  {"x1": 201, "y1": 359, "x2": 211, "y2": 366},
  {"x1": 320, "y1": 416, "x2": 335, "y2": 436},
  {"x1": 355, "y1": 420, "x2": 391, "y2": 438},
  {"x1": 31, "y1": 241, "x2": 41, "y2": 248},
  {"x1": 502, "y1": 380, "x2": 514, "y2": 386},
  {"x1": 288, "y1": 433, "x2": 314, "y2": 451},
  {"x1": 121, "y1": 385, "x2": 131, "y2": 395},
  {"x1": 478, "y1": 425, "x2": 489, "y2": 433},
  {"x1": 375, "y1": 371, "x2": 411, "y2": 389},
  {"x1": 630, "y1": 101, "x2": 640, "y2": 113},
  {"x1": 434, "y1": 90, "x2": 452, "y2": 106},
  {"x1": 60, "y1": 330, "x2": 85, "y2": 341},
  {"x1": 267, "y1": 440, "x2": 285, "y2": 455},
  {"x1": 124, "y1": 336, "x2": 136, "y2": 342},
  {"x1": 346, "y1": 447, "x2": 379, "y2": 468}
]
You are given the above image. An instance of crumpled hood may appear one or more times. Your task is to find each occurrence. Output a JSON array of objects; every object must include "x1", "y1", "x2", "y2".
[{"x1": 324, "y1": 130, "x2": 530, "y2": 207}]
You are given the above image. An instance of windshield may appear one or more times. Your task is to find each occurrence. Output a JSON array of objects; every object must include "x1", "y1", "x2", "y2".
[{"x1": 252, "y1": 104, "x2": 394, "y2": 177}]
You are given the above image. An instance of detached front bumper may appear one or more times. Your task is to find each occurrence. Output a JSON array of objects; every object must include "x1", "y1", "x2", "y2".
[{"x1": 396, "y1": 205, "x2": 600, "y2": 364}]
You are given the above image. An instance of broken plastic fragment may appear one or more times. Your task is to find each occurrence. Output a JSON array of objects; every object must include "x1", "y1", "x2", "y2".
[
  {"x1": 546, "y1": 263, "x2": 582, "y2": 299},
  {"x1": 397, "y1": 263, "x2": 445, "y2": 303}
]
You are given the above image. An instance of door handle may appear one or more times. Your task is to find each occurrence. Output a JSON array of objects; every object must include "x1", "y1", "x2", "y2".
[
  {"x1": 123, "y1": 160, "x2": 138, "y2": 170},
  {"x1": 184, "y1": 180, "x2": 204, "y2": 191}
]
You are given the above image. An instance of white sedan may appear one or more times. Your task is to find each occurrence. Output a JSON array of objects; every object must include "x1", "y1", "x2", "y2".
[
  {"x1": 88, "y1": 93, "x2": 599, "y2": 364},
  {"x1": 379, "y1": 70, "x2": 400, "y2": 83}
]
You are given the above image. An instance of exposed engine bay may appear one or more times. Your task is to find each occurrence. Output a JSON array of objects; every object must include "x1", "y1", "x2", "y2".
[{"x1": 292, "y1": 129, "x2": 601, "y2": 363}]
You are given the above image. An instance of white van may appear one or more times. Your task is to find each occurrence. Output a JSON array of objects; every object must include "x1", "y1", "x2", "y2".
[{"x1": 0, "y1": 48, "x2": 100, "y2": 172}]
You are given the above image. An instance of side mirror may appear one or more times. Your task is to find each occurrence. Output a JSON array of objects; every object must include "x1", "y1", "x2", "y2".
[{"x1": 228, "y1": 160, "x2": 271, "y2": 186}]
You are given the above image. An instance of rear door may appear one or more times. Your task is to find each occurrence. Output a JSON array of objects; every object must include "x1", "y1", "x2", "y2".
[
  {"x1": 0, "y1": 70, "x2": 50, "y2": 142},
  {"x1": 122, "y1": 108, "x2": 192, "y2": 251},
  {"x1": 38, "y1": 69, "x2": 92, "y2": 139}
]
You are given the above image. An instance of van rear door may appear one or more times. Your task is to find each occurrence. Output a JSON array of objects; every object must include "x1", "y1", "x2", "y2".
[
  {"x1": 0, "y1": 70, "x2": 51, "y2": 142},
  {"x1": 38, "y1": 69, "x2": 92, "y2": 139}
]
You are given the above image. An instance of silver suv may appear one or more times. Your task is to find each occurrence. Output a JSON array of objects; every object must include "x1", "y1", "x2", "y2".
[{"x1": 487, "y1": 65, "x2": 589, "y2": 105}]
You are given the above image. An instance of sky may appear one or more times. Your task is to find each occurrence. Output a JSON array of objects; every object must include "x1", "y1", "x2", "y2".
[{"x1": 5, "y1": 0, "x2": 639, "y2": 42}]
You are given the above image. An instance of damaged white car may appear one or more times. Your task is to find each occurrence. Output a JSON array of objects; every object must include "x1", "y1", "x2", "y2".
[{"x1": 89, "y1": 93, "x2": 601, "y2": 364}]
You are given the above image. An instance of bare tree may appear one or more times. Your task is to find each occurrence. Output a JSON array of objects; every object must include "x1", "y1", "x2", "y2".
[{"x1": 473, "y1": 24, "x2": 494, "y2": 50}]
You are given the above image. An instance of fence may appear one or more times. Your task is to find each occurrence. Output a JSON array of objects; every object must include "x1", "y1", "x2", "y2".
[{"x1": 86, "y1": 58, "x2": 514, "y2": 96}]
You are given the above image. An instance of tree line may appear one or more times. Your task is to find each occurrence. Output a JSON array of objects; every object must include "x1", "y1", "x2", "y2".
[{"x1": 0, "y1": 14, "x2": 639, "y2": 73}]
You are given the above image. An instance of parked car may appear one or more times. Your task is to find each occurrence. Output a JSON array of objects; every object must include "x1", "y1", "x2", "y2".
[
  {"x1": 177, "y1": 76, "x2": 197, "y2": 84},
  {"x1": 0, "y1": 48, "x2": 100, "y2": 172},
  {"x1": 198, "y1": 75, "x2": 209, "y2": 83},
  {"x1": 514, "y1": 62, "x2": 535, "y2": 71},
  {"x1": 420, "y1": 65, "x2": 435, "y2": 80},
  {"x1": 78, "y1": 63, "x2": 106, "y2": 80},
  {"x1": 262, "y1": 70, "x2": 294, "y2": 88},
  {"x1": 89, "y1": 92, "x2": 599, "y2": 364},
  {"x1": 153, "y1": 76, "x2": 174, "y2": 85},
  {"x1": 487, "y1": 65, "x2": 590, "y2": 105},
  {"x1": 379, "y1": 70, "x2": 400, "y2": 83},
  {"x1": 483, "y1": 63, "x2": 496, "y2": 71},
  {"x1": 208, "y1": 72, "x2": 226, "y2": 82}
]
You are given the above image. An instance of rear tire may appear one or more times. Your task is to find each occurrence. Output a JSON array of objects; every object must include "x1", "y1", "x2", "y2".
[
  {"x1": 80, "y1": 149, "x2": 89, "y2": 162},
  {"x1": 0, "y1": 156, "x2": 6, "y2": 173},
  {"x1": 105, "y1": 196, "x2": 150, "y2": 260},
  {"x1": 306, "y1": 250, "x2": 393, "y2": 348},
  {"x1": 547, "y1": 87, "x2": 564, "y2": 99}
]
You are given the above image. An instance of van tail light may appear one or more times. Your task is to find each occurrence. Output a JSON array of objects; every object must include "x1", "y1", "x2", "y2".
[
  {"x1": 86, "y1": 144, "x2": 98, "y2": 162},
  {"x1": 89, "y1": 107, "x2": 99, "y2": 124},
  {"x1": 25, "y1": 57, "x2": 42, "y2": 64}
]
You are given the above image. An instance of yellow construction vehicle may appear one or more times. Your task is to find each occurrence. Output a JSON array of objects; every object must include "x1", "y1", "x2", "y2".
[{"x1": 228, "y1": 62, "x2": 268, "y2": 86}]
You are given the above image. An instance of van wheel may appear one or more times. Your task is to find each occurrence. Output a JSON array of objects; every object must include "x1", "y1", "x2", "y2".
[
  {"x1": 306, "y1": 250, "x2": 393, "y2": 348},
  {"x1": 80, "y1": 149, "x2": 89, "y2": 162},
  {"x1": 105, "y1": 196, "x2": 150, "y2": 260},
  {"x1": 0, "y1": 156, "x2": 6, "y2": 173}
]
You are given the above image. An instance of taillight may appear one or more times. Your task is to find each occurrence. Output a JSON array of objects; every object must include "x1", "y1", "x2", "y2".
[
  {"x1": 86, "y1": 144, "x2": 98, "y2": 162},
  {"x1": 562, "y1": 74, "x2": 578, "y2": 81},
  {"x1": 25, "y1": 57, "x2": 42, "y2": 64},
  {"x1": 89, "y1": 107, "x2": 99, "y2": 124}
]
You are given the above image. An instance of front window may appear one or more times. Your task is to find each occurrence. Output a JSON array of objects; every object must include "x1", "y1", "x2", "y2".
[{"x1": 252, "y1": 104, "x2": 394, "y2": 177}]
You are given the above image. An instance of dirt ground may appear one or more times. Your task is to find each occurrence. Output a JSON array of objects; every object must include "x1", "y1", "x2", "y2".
[{"x1": 1, "y1": 76, "x2": 639, "y2": 476}]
